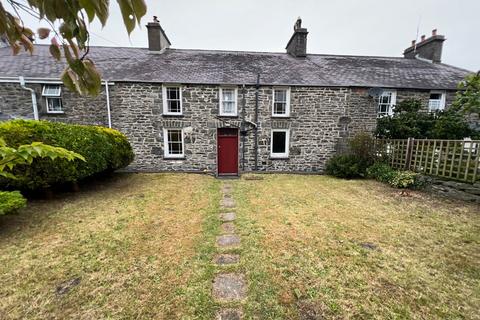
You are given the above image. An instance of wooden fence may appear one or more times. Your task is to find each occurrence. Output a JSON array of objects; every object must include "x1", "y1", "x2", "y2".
[{"x1": 375, "y1": 138, "x2": 480, "y2": 183}]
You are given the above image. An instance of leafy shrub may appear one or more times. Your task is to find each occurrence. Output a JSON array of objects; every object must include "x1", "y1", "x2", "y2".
[
  {"x1": 325, "y1": 155, "x2": 369, "y2": 179},
  {"x1": 376, "y1": 98, "x2": 479, "y2": 139},
  {"x1": 348, "y1": 132, "x2": 375, "y2": 165},
  {"x1": 0, "y1": 120, "x2": 134, "y2": 190},
  {"x1": 366, "y1": 162, "x2": 396, "y2": 183},
  {"x1": 0, "y1": 191, "x2": 26, "y2": 215},
  {"x1": 388, "y1": 171, "x2": 420, "y2": 189}
]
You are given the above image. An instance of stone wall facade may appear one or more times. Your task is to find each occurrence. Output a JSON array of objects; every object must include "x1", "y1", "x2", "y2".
[
  {"x1": 0, "y1": 82, "x2": 458, "y2": 173},
  {"x1": 0, "y1": 83, "x2": 108, "y2": 125}
]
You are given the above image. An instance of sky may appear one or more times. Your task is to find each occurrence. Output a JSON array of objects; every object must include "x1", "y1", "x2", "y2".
[{"x1": 6, "y1": 0, "x2": 480, "y2": 71}]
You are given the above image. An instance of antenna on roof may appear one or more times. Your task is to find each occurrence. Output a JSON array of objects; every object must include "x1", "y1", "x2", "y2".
[{"x1": 414, "y1": 15, "x2": 422, "y2": 53}]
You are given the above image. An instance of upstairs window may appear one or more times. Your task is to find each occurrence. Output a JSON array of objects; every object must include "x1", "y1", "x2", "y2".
[
  {"x1": 162, "y1": 86, "x2": 182, "y2": 115},
  {"x1": 377, "y1": 90, "x2": 396, "y2": 117},
  {"x1": 42, "y1": 85, "x2": 63, "y2": 113},
  {"x1": 270, "y1": 129, "x2": 290, "y2": 158},
  {"x1": 219, "y1": 87, "x2": 238, "y2": 116},
  {"x1": 428, "y1": 91, "x2": 446, "y2": 112},
  {"x1": 163, "y1": 128, "x2": 184, "y2": 158},
  {"x1": 272, "y1": 88, "x2": 291, "y2": 117}
]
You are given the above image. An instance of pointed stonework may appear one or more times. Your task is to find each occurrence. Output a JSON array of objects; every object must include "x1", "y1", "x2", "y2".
[{"x1": 213, "y1": 273, "x2": 247, "y2": 302}]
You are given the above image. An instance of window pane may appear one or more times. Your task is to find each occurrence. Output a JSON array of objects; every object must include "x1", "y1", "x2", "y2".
[
  {"x1": 168, "y1": 100, "x2": 181, "y2": 113},
  {"x1": 430, "y1": 93, "x2": 442, "y2": 100},
  {"x1": 167, "y1": 87, "x2": 179, "y2": 100},
  {"x1": 274, "y1": 102, "x2": 286, "y2": 115},
  {"x1": 274, "y1": 90, "x2": 287, "y2": 103},
  {"x1": 222, "y1": 89, "x2": 235, "y2": 102},
  {"x1": 222, "y1": 101, "x2": 235, "y2": 114},
  {"x1": 43, "y1": 85, "x2": 61, "y2": 96},
  {"x1": 47, "y1": 98, "x2": 62, "y2": 112},
  {"x1": 272, "y1": 131, "x2": 286, "y2": 153}
]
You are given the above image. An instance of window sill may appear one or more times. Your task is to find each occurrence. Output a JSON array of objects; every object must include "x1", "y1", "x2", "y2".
[
  {"x1": 44, "y1": 111, "x2": 65, "y2": 115},
  {"x1": 218, "y1": 114, "x2": 239, "y2": 118},
  {"x1": 269, "y1": 156, "x2": 289, "y2": 160},
  {"x1": 271, "y1": 115, "x2": 291, "y2": 118},
  {"x1": 162, "y1": 114, "x2": 184, "y2": 117},
  {"x1": 163, "y1": 156, "x2": 186, "y2": 160}
]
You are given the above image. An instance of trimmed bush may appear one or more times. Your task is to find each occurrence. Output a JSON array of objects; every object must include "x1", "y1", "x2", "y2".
[
  {"x1": 0, "y1": 191, "x2": 27, "y2": 215},
  {"x1": 325, "y1": 155, "x2": 369, "y2": 179},
  {"x1": 0, "y1": 120, "x2": 134, "y2": 190},
  {"x1": 366, "y1": 162, "x2": 396, "y2": 183},
  {"x1": 388, "y1": 170, "x2": 421, "y2": 189}
]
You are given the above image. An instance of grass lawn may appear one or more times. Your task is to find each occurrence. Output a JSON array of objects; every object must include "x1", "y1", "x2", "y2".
[
  {"x1": 0, "y1": 173, "x2": 478, "y2": 319},
  {"x1": 0, "y1": 173, "x2": 221, "y2": 319},
  {"x1": 234, "y1": 174, "x2": 480, "y2": 319}
]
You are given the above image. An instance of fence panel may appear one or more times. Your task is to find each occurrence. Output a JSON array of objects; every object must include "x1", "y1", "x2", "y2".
[{"x1": 375, "y1": 138, "x2": 480, "y2": 183}]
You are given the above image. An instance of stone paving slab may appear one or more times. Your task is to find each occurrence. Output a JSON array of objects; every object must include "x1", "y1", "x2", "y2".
[
  {"x1": 220, "y1": 212, "x2": 236, "y2": 222},
  {"x1": 217, "y1": 235, "x2": 240, "y2": 248},
  {"x1": 221, "y1": 185, "x2": 233, "y2": 193},
  {"x1": 221, "y1": 197, "x2": 236, "y2": 208},
  {"x1": 213, "y1": 273, "x2": 247, "y2": 302},
  {"x1": 216, "y1": 308, "x2": 243, "y2": 320},
  {"x1": 220, "y1": 222, "x2": 236, "y2": 234},
  {"x1": 214, "y1": 253, "x2": 240, "y2": 265}
]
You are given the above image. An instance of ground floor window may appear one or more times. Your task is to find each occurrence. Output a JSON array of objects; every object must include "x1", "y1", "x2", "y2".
[
  {"x1": 270, "y1": 129, "x2": 290, "y2": 158},
  {"x1": 163, "y1": 128, "x2": 184, "y2": 158}
]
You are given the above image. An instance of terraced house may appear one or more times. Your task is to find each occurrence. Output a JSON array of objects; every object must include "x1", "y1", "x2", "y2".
[{"x1": 0, "y1": 18, "x2": 472, "y2": 175}]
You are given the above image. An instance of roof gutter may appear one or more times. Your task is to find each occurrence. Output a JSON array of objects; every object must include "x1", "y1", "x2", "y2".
[{"x1": 19, "y1": 76, "x2": 39, "y2": 121}]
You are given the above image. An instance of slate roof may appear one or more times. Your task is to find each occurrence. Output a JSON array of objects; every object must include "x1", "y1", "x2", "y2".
[{"x1": 0, "y1": 45, "x2": 472, "y2": 89}]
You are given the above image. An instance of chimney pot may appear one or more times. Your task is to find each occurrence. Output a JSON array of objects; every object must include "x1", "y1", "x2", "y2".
[{"x1": 403, "y1": 30, "x2": 446, "y2": 63}]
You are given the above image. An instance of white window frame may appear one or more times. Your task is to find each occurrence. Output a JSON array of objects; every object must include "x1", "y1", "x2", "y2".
[
  {"x1": 428, "y1": 90, "x2": 446, "y2": 112},
  {"x1": 163, "y1": 128, "x2": 185, "y2": 158},
  {"x1": 219, "y1": 87, "x2": 238, "y2": 116},
  {"x1": 270, "y1": 129, "x2": 290, "y2": 158},
  {"x1": 272, "y1": 87, "x2": 291, "y2": 117},
  {"x1": 377, "y1": 90, "x2": 396, "y2": 117},
  {"x1": 42, "y1": 85, "x2": 63, "y2": 114},
  {"x1": 162, "y1": 85, "x2": 183, "y2": 115}
]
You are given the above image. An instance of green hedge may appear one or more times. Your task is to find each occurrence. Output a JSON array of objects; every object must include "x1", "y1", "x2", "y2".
[
  {"x1": 0, "y1": 191, "x2": 27, "y2": 215},
  {"x1": 0, "y1": 120, "x2": 134, "y2": 190}
]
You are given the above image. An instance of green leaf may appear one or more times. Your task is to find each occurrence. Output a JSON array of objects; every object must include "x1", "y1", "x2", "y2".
[
  {"x1": 49, "y1": 43, "x2": 61, "y2": 61},
  {"x1": 131, "y1": 0, "x2": 147, "y2": 24},
  {"x1": 117, "y1": 0, "x2": 136, "y2": 35}
]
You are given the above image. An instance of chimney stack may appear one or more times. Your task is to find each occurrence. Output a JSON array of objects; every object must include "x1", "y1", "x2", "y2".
[
  {"x1": 403, "y1": 28, "x2": 446, "y2": 63},
  {"x1": 146, "y1": 16, "x2": 171, "y2": 52},
  {"x1": 286, "y1": 17, "x2": 308, "y2": 58}
]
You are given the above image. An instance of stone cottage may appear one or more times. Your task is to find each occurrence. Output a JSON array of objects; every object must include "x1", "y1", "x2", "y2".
[{"x1": 0, "y1": 18, "x2": 472, "y2": 175}]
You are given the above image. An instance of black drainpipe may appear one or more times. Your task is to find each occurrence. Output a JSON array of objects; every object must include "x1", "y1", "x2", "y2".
[
  {"x1": 241, "y1": 85, "x2": 246, "y2": 171},
  {"x1": 254, "y1": 73, "x2": 260, "y2": 171}
]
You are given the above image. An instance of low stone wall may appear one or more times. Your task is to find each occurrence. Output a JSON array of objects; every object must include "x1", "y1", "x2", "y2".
[{"x1": 427, "y1": 178, "x2": 480, "y2": 203}]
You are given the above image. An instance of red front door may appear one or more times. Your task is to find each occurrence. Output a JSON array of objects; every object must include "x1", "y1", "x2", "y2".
[{"x1": 217, "y1": 128, "x2": 239, "y2": 175}]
